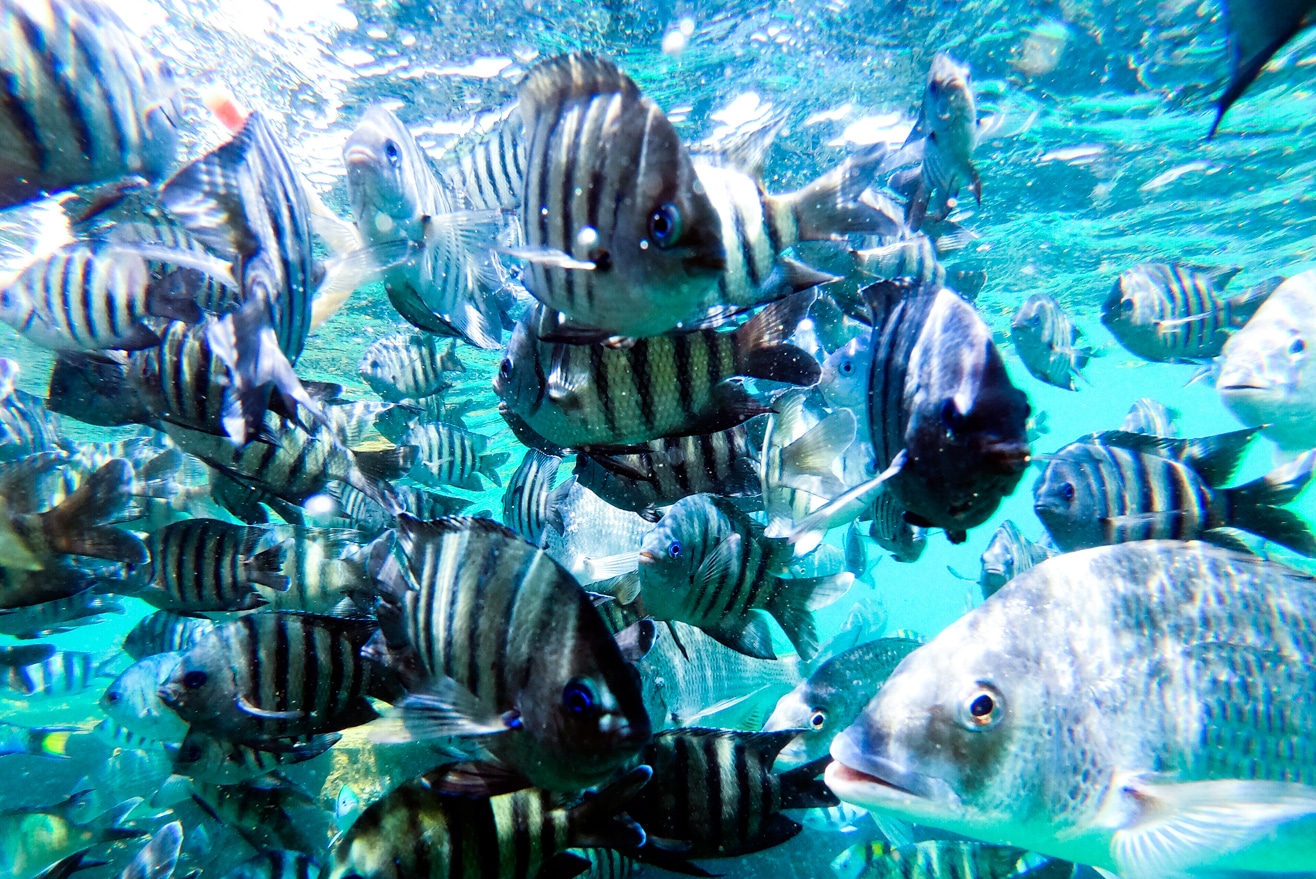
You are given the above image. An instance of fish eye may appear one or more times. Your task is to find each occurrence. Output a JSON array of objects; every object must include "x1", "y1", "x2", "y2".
[
  {"x1": 958, "y1": 683, "x2": 1004, "y2": 730},
  {"x1": 562, "y1": 678, "x2": 595, "y2": 714},
  {"x1": 105, "y1": 690, "x2": 121, "y2": 704},
  {"x1": 1291, "y1": 338, "x2": 1307, "y2": 357},
  {"x1": 839, "y1": 360, "x2": 853, "y2": 376},
  {"x1": 499, "y1": 358, "x2": 513, "y2": 380},
  {"x1": 1060, "y1": 482, "x2": 1075, "y2": 502},
  {"x1": 809, "y1": 709, "x2": 827, "y2": 730},
  {"x1": 1121, "y1": 298, "x2": 1134, "y2": 313},
  {"x1": 648, "y1": 203, "x2": 683, "y2": 249},
  {"x1": 668, "y1": 540, "x2": 682, "y2": 558},
  {"x1": 183, "y1": 670, "x2": 208, "y2": 690},
  {"x1": 384, "y1": 140, "x2": 401, "y2": 167}
]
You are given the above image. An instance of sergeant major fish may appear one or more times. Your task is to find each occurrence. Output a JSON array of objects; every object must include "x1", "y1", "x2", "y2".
[
  {"x1": 895, "y1": 53, "x2": 983, "y2": 230},
  {"x1": 358, "y1": 332, "x2": 464, "y2": 402},
  {"x1": 125, "y1": 519, "x2": 289, "y2": 613},
  {"x1": 975, "y1": 519, "x2": 1055, "y2": 599},
  {"x1": 403, "y1": 422, "x2": 507, "y2": 491},
  {"x1": 1010, "y1": 294, "x2": 1092, "y2": 391},
  {"x1": 502, "y1": 449, "x2": 572, "y2": 544},
  {"x1": 1120, "y1": 398, "x2": 1180, "y2": 437}
]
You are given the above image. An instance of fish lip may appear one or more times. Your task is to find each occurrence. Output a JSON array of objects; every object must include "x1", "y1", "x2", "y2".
[
  {"x1": 343, "y1": 145, "x2": 377, "y2": 168},
  {"x1": 829, "y1": 733, "x2": 960, "y2": 807},
  {"x1": 157, "y1": 687, "x2": 179, "y2": 707},
  {"x1": 637, "y1": 550, "x2": 657, "y2": 564},
  {"x1": 1217, "y1": 382, "x2": 1269, "y2": 392}
]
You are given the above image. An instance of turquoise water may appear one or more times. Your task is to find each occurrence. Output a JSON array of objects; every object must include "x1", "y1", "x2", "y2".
[{"x1": 3, "y1": 1, "x2": 1316, "y2": 878}]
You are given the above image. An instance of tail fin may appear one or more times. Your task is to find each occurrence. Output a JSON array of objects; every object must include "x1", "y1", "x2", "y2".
[
  {"x1": 1224, "y1": 451, "x2": 1316, "y2": 556},
  {"x1": 735, "y1": 292, "x2": 822, "y2": 386},
  {"x1": 243, "y1": 539, "x2": 290, "y2": 591},
  {"x1": 479, "y1": 451, "x2": 510, "y2": 489},
  {"x1": 46, "y1": 352, "x2": 151, "y2": 426},
  {"x1": 31, "y1": 848, "x2": 108, "y2": 879},
  {"x1": 354, "y1": 444, "x2": 417, "y2": 482},
  {"x1": 40, "y1": 460, "x2": 148, "y2": 564},
  {"x1": 778, "y1": 757, "x2": 840, "y2": 810},
  {"x1": 775, "y1": 144, "x2": 901, "y2": 240},
  {"x1": 567, "y1": 765, "x2": 651, "y2": 850},
  {"x1": 765, "y1": 572, "x2": 855, "y2": 660},
  {"x1": 1227, "y1": 275, "x2": 1284, "y2": 326}
]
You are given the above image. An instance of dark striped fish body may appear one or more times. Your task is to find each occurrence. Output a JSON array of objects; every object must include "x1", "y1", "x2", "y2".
[
  {"x1": 853, "y1": 236, "x2": 944, "y2": 286},
  {"x1": 502, "y1": 449, "x2": 569, "y2": 542},
  {"x1": 324, "y1": 399, "x2": 396, "y2": 449},
  {"x1": 257, "y1": 526, "x2": 370, "y2": 614},
  {"x1": 123, "y1": 610, "x2": 214, "y2": 659},
  {"x1": 345, "y1": 105, "x2": 502, "y2": 348},
  {"x1": 1033, "y1": 430, "x2": 1316, "y2": 555},
  {"x1": 516, "y1": 52, "x2": 725, "y2": 338},
  {"x1": 359, "y1": 333, "x2": 462, "y2": 402},
  {"x1": 0, "y1": 240, "x2": 202, "y2": 351},
  {"x1": 189, "y1": 776, "x2": 332, "y2": 856},
  {"x1": 0, "y1": 362, "x2": 61, "y2": 460},
  {"x1": 1011, "y1": 294, "x2": 1092, "y2": 391},
  {"x1": 327, "y1": 482, "x2": 470, "y2": 538},
  {"x1": 132, "y1": 519, "x2": 289, "y2": 612},
  {"x1": 638, "y1": 494, "x2": 852, "y2": 660},
  {"x1": 442, "y1": 103, "x2": 526, "y2": 212},
  {"x1": 0, "y1": 588, "x2": 123, "y2": 639},
  {"x1": 215, "y1": 850, "x2": 320, "y2": 879},
  {"x1": 367, "y1": 515, "x2": 650, "y2": 791},
  {"x1": 158, "y1": 611, "x2": 385, "y2": 742},
  {"x1": 977, "y1": 520, "x2": 1055, "y2": 599},
  {"x1": 868, "y1": 491, "x2": 927, "y2": 563},
  {"x1": 104, "y1": 220, "x2": 243, "y2": 314},
  {"x1": 373, "y1": 393, "x2": 473, "y2": 442},
  {"x1": 169, "y1": 727, "x2": 338, "y2": 785},
  {"x1": 4, "y1": 649, "x2": 110, "y2": 697},
  {"x1": 626, "y1": 728, "x2": 836, "y2": 858},
  {"x1": 162, "y1": 111, "x2": 315, "y2": 362},
  {"x1": 1120, "y1": 397, "x2": 1180, "y2": 437},
  {"x1": 570, "y1": 847, "x2": 633, "y2": 879},
  {"x1": 321, "y1": 763, "x2": 649, "y2": 879},
  {"x1": 1102, "y1": 263, "x2": 1282, "y2": 363},
  {"x1": 830, "y1": 841, "x2": 1027, "y2": 879},
  {"x1": 495, "y1": 294, "x2": 819, "y2": 448},
  {"x1": 100, "y1": 651, "x2": 188, "y2": 743},
  {"x1": 0, "y1": 0, "x2": 180, "y2": 209},
  {"x1": 404, "y1": 422, "x2": 507, "y2": 490}
]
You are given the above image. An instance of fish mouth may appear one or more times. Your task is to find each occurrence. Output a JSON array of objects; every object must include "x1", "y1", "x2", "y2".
[
  {"x1": 157, "y1": 686, "x2": 179, "y2": 707},
  {"x1": 827, "y1": 733, "x2": 961, "y2": 810},
  {"x1": 343, "y1": 145, "x2": 378, "y2": 168},
  {"x1": 637, "y1": 550, "x2": 657, "y2": 564},
  {"x1": 981, "y1": 440, "x2": 1031, "y2": 473}
]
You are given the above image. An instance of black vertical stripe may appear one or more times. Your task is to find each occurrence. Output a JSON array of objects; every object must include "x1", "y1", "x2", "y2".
[
  {"x1": 735, "y1": 740, "x2": 753, "y2": 844},
  {"x1": 630, "y1": 339, "x2": 655, "y2": 435},
  {"x1": 673, "y1": 335, "x2": 695, "y2": 421}
]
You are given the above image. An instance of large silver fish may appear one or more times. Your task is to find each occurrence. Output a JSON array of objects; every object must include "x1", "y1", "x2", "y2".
[{"x1": 827, "y1": 540, "x2": 1316, "y2": 879}]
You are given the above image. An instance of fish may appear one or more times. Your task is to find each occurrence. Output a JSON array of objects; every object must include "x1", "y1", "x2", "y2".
[
  {"x1": 0, "y1": 786, "x2": 145, "y2": 879},
  {"x1": 799, "y1": 802, "x2": 871, "y2": 835},
  {"x1": 1033, "y1": 429, "x2": 1316, "y2": 555},
  {"x1": 441, "y1": 103, "x2": 525, "y2": 213},
  {"x1": 1010, "y1": 294, "x2": 1092, "y2": 390},
  {"x1": 571, "y1": 847, "x2": 635, "y2": 879},
  {"x1": 167, "y1": 728, "x2": 339, "y2": 785},
  {"x1": 0, "y1": 371, "x2": 62, "y2": 462},
  {"x1": 635, "y1": 493, "x2": 853, "y2": 660},
  {"x1": 868, "y1": 491, "x2": 928, "y2": 564},
  {"x1": 321, "y1": 762, "x2": 650, "y2": 879},
  {"x1": 850, "y1": 235, "x2": 987, "y2": 302},
  {"x1": 830, "y1": 841, "x2": 1032, "y2": 879},
  {"x1": 125, "y1": 519, "x2": 289, "y2": 612},
  {"x1": 357, "y1": 333, "x2": 465, "y2": 402},
  {"x1": 0, "y1": 720, "x2": 73, "y2": 759},
  {"x1": 325, "y1": 482, "x2": 471, "y2": 538},
  {"x1": 0, "y1": 0, "x2": 180, "y2": 209},
  {"x1": 123, "y1": 611, "x2": 215, "y2": 660},
  {"x1": 403, "y1": 421, "x2": 508, "y2": 491},
  {"x1": 100, "y1": 652, "x2": 189, "y2": 743},
  {"x1": 0, "y1": 551, "x2": 108, "y2": 611},
  {"x1": 344, "y1": 105, "x2": 502, "y2": 347},
  {"x1": 625, "y1": 728, "x2": 837, "y2": 859},
  {"x1": 496, "y1": 293, "x2": 820, "y2": 449},
  {"x1": 573, "y1": 424, "x2": 761, "y2": 520},
  {"x1": 188, "y1": 774, "x2": 331, "y2": 855},
  {"x1": 501, "y1": 448, "x2": 572, "y2": 543},
  {"x1": 0, "y1": 589, "x2": 124, "y2": 640},
  {"x1": 1217, "y1": 268, "x2": 1316, "y2": 450},
  {"x1": 895, "y1": 53, "x2": 983, "y2": 230},
  {"x1": 214, "y1": 850, "x2": 320, "y2": 879},
  {"x1": 820, "y1": 335, "x2": 875, "y2": 415},
  {"x1": 790, "y1": 279, "x2": 1031, "y2": 551},
  {"x1": 118, "y1": 820, "x2": 182, "y2": 879},
  {"x1": 1211, "y1": 0, "x2": 1316, "y2": 136},
  {"x1": 540, "y1": 479, "x2": 654, "y2": 583},
  {"x1": 253, "y1": 525, "x2": 372, "y2": 614},
  {"x1": 335, "y1": 784, "x2": 362, "y2": 833},
  {"x1": 1102, "y1": 263, "x2": 1281, "y2": 364},
  {"x1": 365, "y1": 515, "x2": 651, "y2": 791},
  {"x1": 759, "y1": 389, "x2": 856, "y2": 538},
  {"x1": 158, "y1": 611, "x2": 389, "y2": 743},
  {"x1": 763, "y1": 637, "x2": 921, "y2": 766},
  {"x1": 371, "y1": 392, "x2": 474, "y2": 442},
  {"x1": 1120, "y1": 398, "x2": 1180, "y2": 436},
  {"x1": 3, "y1": 649, "x2": 115, "y2": 698},
  {"x1": 513, "y1": 52, "x2": 725, "y2": 338},
  {"x1": 975, "y1": 519, "x2": 1056, "y2": 599},
  {"x1": 826, "y1": 540, "x2": 1316, "y2": 879}
]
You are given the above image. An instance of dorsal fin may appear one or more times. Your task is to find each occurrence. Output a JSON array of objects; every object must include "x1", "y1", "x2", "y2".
[{"x1": 518, "y1": 53, "x2": 640, "y2": 129}]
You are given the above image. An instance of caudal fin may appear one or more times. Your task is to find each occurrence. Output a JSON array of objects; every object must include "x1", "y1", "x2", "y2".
[
  {"x1": 765, "y1": 572, "x2": 855, "y2": 660},
  {"x1": 1223, "y1": 451, "x2": 1316, "y2": 556},
  {"x1": 775, "y1": 143, "x2": 902, "y2": 241},
  {"x1": 243, "y1": 539, "x2": 290, "y2": 591},
  {"x1": 567, "y1": 765, "x2": 651, "y2": 850},
  {"x1": 735, "y1": 292, "x2": 822, "y2": 386},
  {"x1": 478, "y1": 451, "x2": 510, "y2": 489},
  {"x1": 40, "y1": 460, "x2": 148, "y2": 564}
]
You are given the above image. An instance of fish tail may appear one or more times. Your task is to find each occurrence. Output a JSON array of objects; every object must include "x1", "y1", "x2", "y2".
[
  {"x1": 946, "y1": 267, "x2": 987, "y2": 301},
  {"x1": 778, "y1": 756, "x2": 840, "y2": 810},
  {"x1": 734, "y1": 291, "x2": 822, "y2": 386},
  {"x1": 39, "y1": 459, "x2": 148, "y2": 565},
  {"x1": 765, "y1": 572, "x2": 855, "y2": 660},
  {"x1": 1223, "y1": 450, "x2": 1316, "y2": 556},
  {"x1": 1226, "y1": 275, "x2": 1284, "y2": 326},
  {"x1": 478, "y1": 451, "x2": 510, "y2": 489},
  {"x1": 244, "y1": 538, "x2": 291, "y2": 591},
  {"x1": 354, "y1": 444, "x2": 418, "y2": 483},
  {"x1": 567, "y1": 765, "x2": 651, "y2": 850},
  {"x1": 27, "y1": 727, "x2": 73, "y2": 758},
  {"x1": 775, "y1": 143, "x2": 900, "y2": 241}
]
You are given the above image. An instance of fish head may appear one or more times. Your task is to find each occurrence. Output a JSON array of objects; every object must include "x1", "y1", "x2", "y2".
[
  {"x1": 1009, "y1": 295, "x2": 1051, "y2": 348},
  {"x1": 820, "y1": 335, "x2": 873, "y2": 411},
  {"x1": 492, "y1": 317, "x2": 547, "y2": 415},
  {"x1": 925, "y1": 53, "x2": 975, "y2": 135},
  {"x1": 1031, "y1": 447, "x2": 1097, "y2": 552},
  {"x1": 1101, "y1": 268, "x2": 1164, "y2": 335},
  {"x1": 157, "y1": 639, "x2": 233, "y2": 727},
  {"x1": 357, "y1": 351, "x2": 400, "y2": 400},
  {"x1": 0, "y1": 282, "x2": 35, "y2": 330},
  {"x1": 636, "y1": 495, "x2": 712, "y2": 607},
  {"x1": 344, "y1": 106, "x2": 428, "y2": 231},
  {"x1": 762, "y1": 682, "x2": 835, "y2": 766},
  {"x1": 899, "y1": 294, "x2": 1031, "y2": 534},
  {"x1": 978, "y1": 521, "x2": 1023, "y2": 597}
]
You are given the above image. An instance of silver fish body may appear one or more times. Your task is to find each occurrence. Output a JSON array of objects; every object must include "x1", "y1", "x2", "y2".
[
  {"x1": 1010, "y1": 294, "x2": 1091, "y2": 391},
  {"x1": 358, "y1": 332, "x2": 463, "y2": 402},
  {"x1": 100, "y1": 652, "x2": 188, "y2": 743},
  {"x1": 1120, "y1": 398, "x2": 1180, "y2": 437},
  {"x1": 976, "y1": 519, "x2": 1055, "y2": 599}
]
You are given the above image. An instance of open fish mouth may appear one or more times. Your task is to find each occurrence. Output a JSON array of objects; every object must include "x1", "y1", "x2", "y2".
[
  {"x1": 827, "y1": 761, "x2": 918, "y2": 796},
  {"x1": 343, "y1": 145, "x2": 378, "y2": 167}
]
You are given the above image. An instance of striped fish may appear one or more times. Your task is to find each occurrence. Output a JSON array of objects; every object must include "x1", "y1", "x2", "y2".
[
  {"x1": 570, "y1": 848, "x2": 634, "y2": 879},
  {"x1": 636, "y1": 494, "x2": 853, "y2": 660},
  {"x1": 215, "y1": 851, "x2": 320, "y2": 879},
  {"x1": 366, "y1": 515, "x2": 651, "y2": 792},
  {"x1": 3, "y1": 649, "x2": 113, "y2": 698},
  {"x1": 255, "y1": 526, "x2": 370, "y2": 614},
  {"x1": 326, "y1": 482, "x2": 470, "y2": 538},
  {"x1": 344, "y1": 105, "x2": 502, "y2": 348},
  {"x1": 100, "y1": 652, "x2": 188, "y2": 743},
  {"x1": 1010, "y1": 294, "x2": 1093, "y2": 391},
  {"x1": 321, "y1": 763, "x2": 649, "y2": 879},
  {"x1": 168, "y1": 728, "x2": 339, "y2": 785},
  {"x1": 119, "y1": 821, "x2": 182, "y2": 879},
  {"x1": 130, "y1": 519, "x2": 289, "y2": 612},
  {"x1": 158, "y1": 611, "x2": 388, "y2": 742},
  {"x1": 0, "y1": 589, "x2": 123, "y2": 639},
  {"x1": 0, "y1": 0, "x2": 180, "y2": 209},
  {"x1": 1102, "y1": 263, "x2": 1282, "y2": 363},
  {"x1": 851, "y1": 234, "x2": 986, "y2": 302},
  {"x1": 1120, "y1": 397, "x2": 1180, "y2": 437},
  {"x1": 373, "y1": 392, "x2": 475, "y2": 441},
  {"x1": 495, "y1": 294, "x2": 820, "y2": 449},
  {"x1": 868, "y1": 490, "x2": 927, "y2": 564},
  {"x1": 977, "y1": 520, "x2": 1055, "y2": 599},
  {"x1": 323, "y1": 398, "x2": 397, "y2": 449},
  {"x1": 1035, "y1": 430, "x2": 1316, "y2": 555},
  {"x1": 830, "y1": 841, "x2": 1030, "y2": 879},
  {"x1": 0, "y1": 240, "x2": 203, "y2": 351},
  {"x1": 102, "y1": 220, "x2": 243, "y2": 315},
  {"x1": 501, "y1": 449, "x2": 571, "y2": 543},
  {"x1": 441, "y1": 103, "x2": 526, "y2": 213},
  {"x1": 574, "y1": 424, "x2": 761, "y2": 519},
  {"x1": 514, "y1": 52, "x2": 725, "y2": 338},
  {"x1": 0, "y1": 360, "x2": 60, "y2": 460},
  {"x1": 123, "y1": 610, "x2": 214, "y2": 660},
  {"x1": 895, "y1": 53, "x2": 982, "y2": 231},
  {"x1": 625, "y1": 728, "x2": 836, "y2": 859},
  {"x1": 0, "y1": 719, "x2": 72, "y2": 759},
  {"x1": 92, "y1": 717, "x2": 160, "y2": 752},
  {"x1": 404, "y1": 421, "x2": 507, "y2": 491},
  {"x1": 188, "y1": 775, "x2": 331, "y2": 856},
  {"x1": 759, "y1": 389, "x2": 856, "y2": 537},
  {"x1": 358, "y1": 332, "x2": 464, "y2": 402}
]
